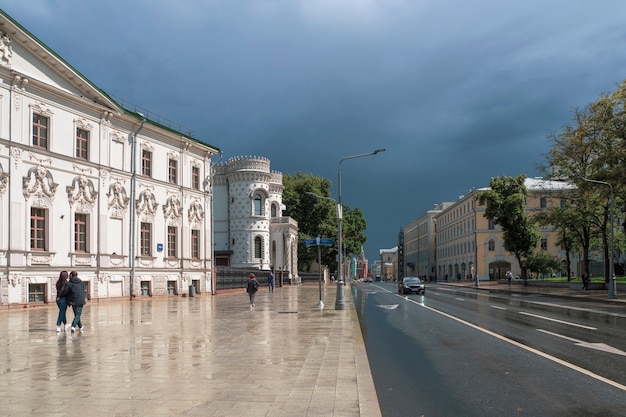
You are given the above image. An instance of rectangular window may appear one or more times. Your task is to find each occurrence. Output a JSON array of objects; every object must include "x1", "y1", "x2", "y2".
[
  {"x1": 192, "y1": 166, "x2": 200, "y2": 190},
  {"x1": 540, "y1": 196, "x2": 547, "y2": 208},
  {"x1": 167, "y1": 226, "x2": 177, "y2": 258},
  {"x1": 191, "y1": 229, "x2": 200, "y2": 259},
  {"x1": 167, "y1": 281, "x2": 177, "y2": 295},
  {"x1": 541, "y1": 238, "x2": 548, "y2": 250},
  {"x1": 30, "y1": 207, "x2": 46, "y2": 251},
  {"x1": 140, "y1": 222, "x2": 152, "y2": 256},
  {"x1": 28, "y1": 284, "x2": 46, "y2": 303},
  {"x1": 141, "y1": 150, "x2": 152, "y2": 177},
  {"x1": 32, "y1": 114, "x2": 49, "y2": 149},
  {"x1": 140, "y1": 281, "x2": 151, "y2": 296},
  {"x1": 74, "y1": 213, "x2": 88, "y2": 252},
  {"x1": 76, "y1": 128, "x2": 89, "y2": 160},
  {"x1": 168, "y1": 159, "x2": 178, "y2": 184}
]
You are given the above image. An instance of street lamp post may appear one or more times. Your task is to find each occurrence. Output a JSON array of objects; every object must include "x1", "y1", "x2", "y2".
[
  {"x1": 335, "y1": 148, "x2": 386, "y2": 310},
  {"x1": 582, "y1": 178, "x2": 617, "y2": 299}
]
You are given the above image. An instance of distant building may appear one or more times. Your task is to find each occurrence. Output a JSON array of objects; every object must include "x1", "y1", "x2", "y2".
[
  {"x1": 212, "y1": 156, "x2": 299, "y2": 281},
  {"x1": 397, "y1": 178, "x2": 577, "y2": 282},
  {"x1": 401, "y1": 202, "x2": 453, "y2": 281},
  {"x1": 379, "y1": 247, "x2": 398, "y2": 281}
]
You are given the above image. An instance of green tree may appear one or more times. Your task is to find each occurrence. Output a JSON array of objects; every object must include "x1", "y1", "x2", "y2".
[
  {"x1": 534, "y1": 204, "x2": 579, "y2": 281},
  {"x1": 542, "y1": 86, "x2": 625, "y2": 281},
  {"x1": 525, "y1": 250, "x2": 563, "y2": 279},
  {"x1": 282, "y1": 172, "x2": 368, "y2": 274},
  {"x1": 477, "y1": 174, "x2": 540, "y2": 284}
]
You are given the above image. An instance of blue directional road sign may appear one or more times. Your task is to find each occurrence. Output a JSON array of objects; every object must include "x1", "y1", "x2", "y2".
[{"x1": 303, "y1": 238, "x2": 335, "y2": 246}]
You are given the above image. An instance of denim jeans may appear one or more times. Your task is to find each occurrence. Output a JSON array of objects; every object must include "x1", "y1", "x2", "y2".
[
  {"x1": 71, "y1": 305, "x2": 83, "y2": 328},
  {"x1": 56, "y1": 297, "x2": 67, "y2": 326}
]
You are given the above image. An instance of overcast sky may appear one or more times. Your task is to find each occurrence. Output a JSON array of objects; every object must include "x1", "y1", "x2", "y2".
[{"x1": 4, "y1": 1, "x2": 626, "y2": 264}]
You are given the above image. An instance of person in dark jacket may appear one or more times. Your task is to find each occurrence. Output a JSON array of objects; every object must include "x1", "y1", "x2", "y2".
[
  {"x1": 246, "y1": 273, "x2": 261, "y2": 310},
  {"x1": 55, "y1": 270, "x2": 69, "y2": 332},
  {"x1": 58, "y1": 270, "x2": 86, "y2": 332}
]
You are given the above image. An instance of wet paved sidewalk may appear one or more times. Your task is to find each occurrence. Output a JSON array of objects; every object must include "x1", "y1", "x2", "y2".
[{"x1": 0, "y1": 284, "x2": 381, "y2": 417}]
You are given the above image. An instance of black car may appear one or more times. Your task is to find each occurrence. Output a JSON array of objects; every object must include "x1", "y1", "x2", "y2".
[{"x1": 398, "y1": 277, "x2": 425, "y2": 295}]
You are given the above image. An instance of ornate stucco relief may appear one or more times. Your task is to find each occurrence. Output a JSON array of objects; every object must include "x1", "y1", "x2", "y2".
[
  {"x1": 23, "y1": 164, "x2": 58, "y2": 200},
  {"x1": 66, "y1": 174, "x2": 98, "y2": 208}
]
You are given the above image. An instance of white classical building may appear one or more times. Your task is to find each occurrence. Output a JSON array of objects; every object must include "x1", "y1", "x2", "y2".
[
  {"x1": 212, "y1": 156, "x2": 299, "y2": 281},
  {"x1": 0, "y1": 10, "x2": 220, "y2": 305}
]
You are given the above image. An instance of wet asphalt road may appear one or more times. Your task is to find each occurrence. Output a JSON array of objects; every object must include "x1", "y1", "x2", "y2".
[{"x1": 352, "y1": 282, "x2": 626, "y2": 417}]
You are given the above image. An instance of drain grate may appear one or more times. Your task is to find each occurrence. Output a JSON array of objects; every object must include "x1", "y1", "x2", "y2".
[{"x1": 278, "y1": 311, "x2": 298, "y2": 314}]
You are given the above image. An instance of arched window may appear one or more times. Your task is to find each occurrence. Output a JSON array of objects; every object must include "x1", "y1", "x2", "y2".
[
  {"x1": 253, "y1": 194, "x2": 262, "y2": 216},
  {"x1": 488, "y1": 239, "x2": 495, "y2": 251},
  {"x1": 271, "y1": 203, "x2": 277, "y2": 218},
  {"x1": 254, "y1": 236, "x2": 263, "y2": 259}
]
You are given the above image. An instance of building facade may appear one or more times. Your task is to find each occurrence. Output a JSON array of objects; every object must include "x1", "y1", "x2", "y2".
[
  {"x1": 0, "y1": 10, "x2": 220, "y2": 305},
  {"x1": 212, "y1": 156, "x2": 298, "y2": 281},
  {"x1": 398, "y1": 178, "x2": 576, "y2": 282},
  {"x1": 402, "y1": 202, "x2": 453, "y2": 281},
  {"x1": 379, "y1": 247, "x2": 398, "y2": 281}
]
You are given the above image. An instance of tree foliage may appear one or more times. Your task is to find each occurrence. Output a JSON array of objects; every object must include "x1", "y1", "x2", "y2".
[
  {"x1": 542, "y1": 79, "x2": 626, "y2": 281},
  {"x1": 477, "y1": 174, "x2": 540, "y2": 282},
  {"x1": 525, "y1": 250, "x2": 563, "y2": 279},
  {"x1": 282, "y1": 172, "x2": 368, "y2": 273}
]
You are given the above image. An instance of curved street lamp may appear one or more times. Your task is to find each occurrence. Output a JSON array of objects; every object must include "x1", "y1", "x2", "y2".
[{"x1": 336, "y1": 148, "x2": 386, "y2": 310}]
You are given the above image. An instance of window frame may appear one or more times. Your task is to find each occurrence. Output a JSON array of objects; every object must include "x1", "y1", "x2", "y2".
[
  {"x1": 75, "y1": 127, "x2": 89, "y2": 160},
  {"x1": 168, "y1": 158, "x2": 178, "y2": 184},
  {"x1": 191, "y1": 166, "x2": 200, "y2": 190},
  {"x1": 254, "y1": 236, "x2": 263, "y2": 259},
  {"x1": 32, "y1": 114, "x2": 49, "y2": 149},
  {"x1": 191, "y1": 229, "x2": 200, "y2": 259},
  {"x1": 253, "y1": 194, "x2": 263, "y2": 216},
  {"x1": 29, "y1": 284, "x2": 46, "y2": 303},
  {"x1": 140, "y1": 222, "x2": 152, "y2": 256},
  {"x1": 141, "y1": 150, "x2": 152, "y2": 177},
  {"x1": 30, "y1": 207, "x2": 47, "y2": 251},
  {"x1": 74, "y1": 213, "x2": 88, "y2": 253},
  {"x1": 167, "y1": 225, "x2": 178, "y2": 258}
]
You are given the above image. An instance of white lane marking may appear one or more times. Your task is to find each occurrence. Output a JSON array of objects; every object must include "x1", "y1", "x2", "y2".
[
  {"x1": 455, "y1": 298, "x2": 465, "y2": 301},
  {"x1": 396, "y1": 294, "x2": 626, "y2": 392},
  {"x1": 377, "y1": 304, "x2": 399, "y2": 310},
  {"x1": 491, "y1": 306, "x2": 507, "y2": 310},
  {"x1": 537, "y1": 329, "x2": 626, "y2": 357},
  {"x1": 519, "y1": 311, "x2": 596, "y2": 330},
  {"x1": 526, "y1": 301, "x2": 626, "y2": 319}
]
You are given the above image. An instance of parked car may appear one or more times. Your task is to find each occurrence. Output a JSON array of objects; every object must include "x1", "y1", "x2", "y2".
[{"x1": 398, "y1": 277, "x2": 425, "y2": 295}]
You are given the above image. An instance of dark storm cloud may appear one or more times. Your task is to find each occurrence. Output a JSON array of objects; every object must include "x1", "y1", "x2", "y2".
[{"x1": 3, "y1": 0, "x2": 626, "y2": 262}]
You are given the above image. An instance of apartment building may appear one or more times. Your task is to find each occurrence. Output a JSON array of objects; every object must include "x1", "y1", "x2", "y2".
[
  {"x1": 401, "y1": 202, "x2": 453, "y2": 281},
  {"x1": 399, "y1": 178, "x2": 575, "y2": 282}
]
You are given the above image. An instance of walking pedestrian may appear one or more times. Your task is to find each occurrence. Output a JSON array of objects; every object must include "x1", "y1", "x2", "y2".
[
  {"x1": 582, "y1": 272, "x2": 590, "y2": 292},
  {"x1": 267, "y1": 267, "x2": 275, "y2": 293},
  {"x1": 246, "y1": 273, "x2": 261, "y2": 310},
  {"x1": 55, "y1": 270, "x2": 69, "y2": 332},
  {"x1": 506, "y1": 270, "x2": 513, "y2": 287},
  {"x1": 58, "y1": 271, "x2": 86, "y2": 332}
]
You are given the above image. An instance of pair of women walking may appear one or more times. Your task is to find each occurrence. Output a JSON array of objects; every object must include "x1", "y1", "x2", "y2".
[{"x1": 55, "y1": 270, "x2": 87, "y2": 332}]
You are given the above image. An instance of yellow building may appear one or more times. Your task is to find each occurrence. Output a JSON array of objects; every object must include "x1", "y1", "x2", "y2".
[{"x1": 426, "y1": 178, "x2": 573, "y2": 281}]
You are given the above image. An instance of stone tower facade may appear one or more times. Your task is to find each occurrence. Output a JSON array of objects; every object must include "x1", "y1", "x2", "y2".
[{"x1": 213, "y1": 156, "x2": 298, "y2": 279}]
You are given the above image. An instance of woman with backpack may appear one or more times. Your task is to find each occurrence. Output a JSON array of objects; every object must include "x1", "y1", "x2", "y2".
[{"x1": 246, "y1": 273, "x2": 261, "y2": 310}]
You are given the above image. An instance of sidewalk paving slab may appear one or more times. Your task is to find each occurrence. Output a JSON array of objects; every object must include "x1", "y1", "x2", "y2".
[{"x1": 0, "y1": 283, "x2": 381, "y2": 417}]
